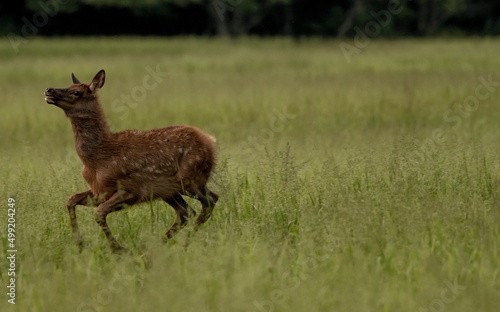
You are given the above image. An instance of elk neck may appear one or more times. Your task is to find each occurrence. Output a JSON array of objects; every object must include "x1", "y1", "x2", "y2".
[{"x1": 67, "y1": 99, "x2": 112, "y2": 166}]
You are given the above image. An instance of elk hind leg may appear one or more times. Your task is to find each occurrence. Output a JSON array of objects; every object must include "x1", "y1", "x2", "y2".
[
  {"x1": 163, "y1": 194, "x2": 194, "y2": 242},
  {"x1": 194, "y1": 187, "x2": 218, "y2": 228}
]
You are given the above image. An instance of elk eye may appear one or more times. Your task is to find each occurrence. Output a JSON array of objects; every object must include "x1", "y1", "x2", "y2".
[{"x1": 73, "y1": 91, "x2": 81, "y2": 96}]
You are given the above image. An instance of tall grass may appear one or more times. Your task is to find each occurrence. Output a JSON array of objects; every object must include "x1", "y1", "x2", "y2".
[{"x1": 0, "y1": 37, "x2": 499, "y2": 312}]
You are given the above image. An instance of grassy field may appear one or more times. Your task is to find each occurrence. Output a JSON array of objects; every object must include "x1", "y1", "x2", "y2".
[{"x1": 1, "y1": 37, "x2": 499, "y2": 312}]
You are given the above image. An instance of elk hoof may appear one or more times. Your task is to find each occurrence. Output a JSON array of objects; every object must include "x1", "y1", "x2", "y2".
[{"x1": 111, "y1": 244, "x2": 130, "y2": 254}]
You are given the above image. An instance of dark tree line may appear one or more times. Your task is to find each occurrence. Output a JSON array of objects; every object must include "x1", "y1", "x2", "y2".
[{"x1": 2, "y1": 0, "x2": 500, "y2": 38}]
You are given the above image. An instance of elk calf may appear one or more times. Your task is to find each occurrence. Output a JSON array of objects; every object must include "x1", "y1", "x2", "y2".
[{"x1": 45, "y1": 70, "x2": 218, "y2": 252}]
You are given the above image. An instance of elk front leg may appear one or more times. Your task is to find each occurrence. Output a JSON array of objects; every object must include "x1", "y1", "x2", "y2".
[
  {"x1": 94, "y1": 190, "x2": 136, "y2": 253},
  {"x1": 66, "y1": 190, "x2": 94, "y2": 249}
]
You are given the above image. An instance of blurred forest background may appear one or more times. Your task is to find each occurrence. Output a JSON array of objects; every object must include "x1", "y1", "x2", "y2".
[{"x1": 2, "y1": 0, "x2": 500, "y2": 38}]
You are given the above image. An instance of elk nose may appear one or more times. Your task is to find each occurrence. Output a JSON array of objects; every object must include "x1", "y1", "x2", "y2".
[{"x1": 45, "y1": 88, "x2": 53, "y2": 95}]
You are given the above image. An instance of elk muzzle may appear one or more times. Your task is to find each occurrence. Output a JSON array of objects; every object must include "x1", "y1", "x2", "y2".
[{"x1": 44, "y1": 88, "x2": 58, "y2": 105}]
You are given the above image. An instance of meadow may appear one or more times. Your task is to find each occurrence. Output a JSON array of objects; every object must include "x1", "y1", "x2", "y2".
[{"x1": 0, "y1": 37, "x2": 499, "y2": 312}]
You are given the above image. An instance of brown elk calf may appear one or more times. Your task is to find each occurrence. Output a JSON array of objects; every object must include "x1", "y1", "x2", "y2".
[{"x1": 44, "y1": 70, "x2": 218, "y2": 252}]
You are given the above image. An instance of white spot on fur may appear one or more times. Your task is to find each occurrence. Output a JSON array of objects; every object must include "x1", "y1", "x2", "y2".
[{"x1": 208, "y1": 135, "x2": 216, "y2": 143}]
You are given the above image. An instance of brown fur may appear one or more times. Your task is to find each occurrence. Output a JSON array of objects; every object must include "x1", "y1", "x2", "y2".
[{"x1": 45, "y1": 70, "x2": 218, "y2": 252}]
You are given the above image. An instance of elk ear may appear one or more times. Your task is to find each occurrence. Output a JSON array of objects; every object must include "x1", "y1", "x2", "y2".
[
  {"x1": 72, "y1": 73, "x2": 81, "y2": 84},
  {"x1": 89, "y1": 69, "x2": 105, "y2": 93}
]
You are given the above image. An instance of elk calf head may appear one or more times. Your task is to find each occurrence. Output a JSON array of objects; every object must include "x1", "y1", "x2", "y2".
[{"x1": 45, "y1": 70, "x2": 105, "y2": 116}]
